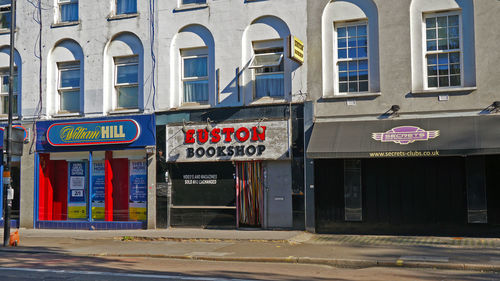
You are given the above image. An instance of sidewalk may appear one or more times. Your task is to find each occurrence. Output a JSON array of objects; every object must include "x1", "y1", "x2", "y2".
[{"x1": 2, "y1": 228, "x2": 500, "y2": 272}]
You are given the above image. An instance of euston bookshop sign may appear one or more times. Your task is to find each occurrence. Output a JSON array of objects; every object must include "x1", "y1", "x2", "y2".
[
  {"x1": 46, "y1": 119, "x2": 140, "y2": 146},
  {"x1": 167, "y1": 120, "x2": 290, "y2": 162}
]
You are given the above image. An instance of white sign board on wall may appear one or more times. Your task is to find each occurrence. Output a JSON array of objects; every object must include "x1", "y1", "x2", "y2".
[{"x1": 167, "y1": 120, "x2": 290, "y2": 162}]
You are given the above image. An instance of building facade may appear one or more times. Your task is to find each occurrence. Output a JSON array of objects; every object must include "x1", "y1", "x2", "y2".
[
  {"x1": 0, "y1": 0, "x2": 309, "y2": 230},
  {"x1": 306, "y1": 0, "x2": 500, "y2": 235}
]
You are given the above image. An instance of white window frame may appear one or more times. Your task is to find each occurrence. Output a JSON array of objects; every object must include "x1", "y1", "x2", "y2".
[
  {"x1": 0, "y1": 67, "x2": 17, "y2": 116},
  {"x1": 334, "y1": 20, "x2": 370, "y2": 95},
  {"x1": 114, "y1": 56, "x2": 139, "y2": 110},
  {"x1": 422, "y1": 11, "x2": 464, "y2": 90},
  {"x1": 181, "y1": 53, "x2": 209, "y2": 105},
  {"x1": 58, "y1": 0, "x2": 78, "y2": 23},
  {"x1": 0, "y1": 1, "x2": 11, "y2": 30},
  {"x1": 57, "y1": 61, "x2": 80, "y2": 113},
  {"x1": 250, "y1": 45, "x2": 285, "y2": 99}
]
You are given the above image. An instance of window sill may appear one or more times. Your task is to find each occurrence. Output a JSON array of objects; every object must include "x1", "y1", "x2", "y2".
[
  {"x1": 0, "y1": 115, "x2": 19, "y2": 121},
  {"x1": 180, "y1": 103, "x2": 210, "y2": 109},
  {"x1": 249, "y1": 96, "x2": 287, "y2": 106},
  {"x1": 174, "y1": 4, "x2": 208, "y2": 12},
  {"x1": 53, "y1": 112, "x2": 82, "y2": 118},
  {"x1": 411, "y1": 87, "x2": 477, "y2": 95},
  {"x1": 322, "y1": 92, "x2": 381, "y2": 99},
  {"x1": 107, "y1": 13, "x2": 139, "y2": 21},
  {"x1": 0, "y1": 28, "x2": 17, "y2": 35},
  {"x1": 51, "y1": 21, "x2": 80, "y2": 28},
  {"x1": 109, "y1": 108, "x2": 142, "y2": 115}
]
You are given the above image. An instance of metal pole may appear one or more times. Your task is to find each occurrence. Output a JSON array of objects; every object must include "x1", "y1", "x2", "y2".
[{"x1": 3, "y1": 0, "x2": 16, "y2": 247}]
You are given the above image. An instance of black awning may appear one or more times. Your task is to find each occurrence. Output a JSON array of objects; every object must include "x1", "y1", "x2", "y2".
[{"x1": 307, "y1": 115, "x2": 500, "y2": 159}]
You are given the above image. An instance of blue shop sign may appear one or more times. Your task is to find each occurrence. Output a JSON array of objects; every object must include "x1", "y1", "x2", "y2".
[{"x1": 36, "y1": 114, "x2": 155, "y2": 152}]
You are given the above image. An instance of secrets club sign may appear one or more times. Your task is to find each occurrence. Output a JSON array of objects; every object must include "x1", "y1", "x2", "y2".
[{"x1": 167, "y1": 120, "x2": 290, "y2": 162}]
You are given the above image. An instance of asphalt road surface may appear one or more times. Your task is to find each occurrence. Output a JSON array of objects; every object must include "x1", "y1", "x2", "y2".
[{"x1": 0, "y1": 251, "x2": 497, "y2": 281}]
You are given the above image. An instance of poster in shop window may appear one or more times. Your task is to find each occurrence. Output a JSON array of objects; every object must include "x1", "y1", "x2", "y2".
[
  {"x1": 91, "y1": 161, "x2": 105, "y2": 220},
  {"x1": 129, "y1": 160, "x2": 147, "y2": 221},
  {"x1": 68, "y1": 162, "x2": 87, "y2": 219}
]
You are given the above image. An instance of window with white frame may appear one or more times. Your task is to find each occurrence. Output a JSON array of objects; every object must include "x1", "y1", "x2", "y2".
[
  {"x1": 249, "y1": 47, "x2": 284, "y2": 98},
  {"x1": 182, "y1": 0, "x2": 206, "y2": 5},
  {"x1": 115, "y1": 56, "x2": 139, "y2": 109},
  {"x1": 182, "y1": 50, "x2": 208, "y2": 104},
  {"x1": 58, "y1": 0, "x2": 78, "y2": 22},
  {"x1": 336, "y1": 22, "x2": 369, "y2": 93},
  {"x1": 0, "y1": 67, "x2": 17, "y2": 115},
  {"x1": 0, "y1": 0, "x2": 11, "y2": 29},
  {"x1": 116, "y1": 0, "x2": 137, "y2": 15},
  {"x1": 424, "y1": 13, "x2": 461, "y2": 88},
  {"x1": 58, "y1": 61, "x2": 80, "y2": 113}
]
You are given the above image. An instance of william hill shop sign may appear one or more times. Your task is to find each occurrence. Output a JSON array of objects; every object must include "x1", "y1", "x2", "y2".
[
  {"x1": 46, "y1": 119, "x2": 140, "y2": 146},
  {"x1": 167, "y1": 120, "x2": 290, "y2": 162}
]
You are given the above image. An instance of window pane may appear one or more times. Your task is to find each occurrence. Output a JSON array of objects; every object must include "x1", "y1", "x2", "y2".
[
  {"x1": 426, "y1": 29, "x2": 436, "y2": 40},
  {"x1": 60, "y1": 3, "x2": 78, "y2": 22},
  {"x1": 1, "y1": 75, "x2": 7, "y2": 92},
  {"x1": 359, "y1": 71, "x2": 368, "y2": 81},
  {"x1": 0, "y1": 9, "x2": 11, "y2": 29},
  {"x1": 358, "y1": 47, "x2": 367, "y2": 58},
  {"x1": 427, "y1": 54, "x2": 437, "y2": 65},
  {"x1": 450, "y1": 63, "x2": 461, "y2": 74},
  {"x1": 449, "y1": 26, "x2": 459, "y2": 38},
  {"x1": 337, "y1": 38, "x2": 347, "y2": 48},
  {"x1": 357, "y1": 25, "x2": 367, "y2": 36},
  {"x1": 450, "y1": 75, "x2": 461, "y2": 86},
  {"x1": 117, "y1": 64, "x2": 138, "y2": 84},
  {"x1": 117, "y1": 86, "x2": 138, "y2": 108},
  {"x1": 338, "y1": 49, "x2": 347, "y2": 59},
  {"x1": 348, "y1": 48, "x2": 357, "y2": 58},
  {"x1": 338, "y1": 61, "x2": 348, "y2": 71},
  {"x1": 116, "y1": 0, "x2": 137, "y2": 14},
  {"x1": 348, "y1": 71, "x2": 357, "y2": 82},
  {"x1": 426, "y1": 17, "x2": 436, "y2": 28},
  {"x1": 348, "y1": 82, "x2": 358, "y2": 92},
  {"x1": 339, "y1": 71, "x2": 348, "y2": 82},
  {"x1": 437, "y1": 16, "x2": 447, "y2": 27},
  {"x1": 448, "y1": 15, "x2": 459, "y2": 27},
  {"x1": 348, "y1": 37, "x2": 357, "y2": 47},
  {"x1": 359, "y1": 60, "x2": 368, "y2": 70},
  {"x1": 60, "y1": 69, "x2": 80, "y2": 88},
  {"x1": 438, "y1": 65, "x2": 449, "y2": 75},
  {"x1": 60, "y1": 90, "x2": 80, "y2": 112},
  {"x1": 251, "y1": 53, "x2": 281, "y2": 68},
  {"x1": 357, "y1": 36, "x2": 367, "y2": 47},
  {"x1": 184, "y1": 57, "x2": 208, "y2": 78},
  {"x1": 438, "y1": 39, "x2": 448, "y2": 50},
  {"x1": 359, "y1": 81, "x2": 368, "y2": 92},
  {"x1": 449, "y1": 38, "x2": 460, "y2": 49},
  {"x1": 439, "y1": 76, "x2": 449, "y2": 87},
  {"x1": 348, "y1": 61, "x2": 357, "y2": 71},
  {"x1": 337, "y1": 27, "x2": 346, "y2": 38},
  {"x1": 427, "y1": 65, "x2": 437, "y2": 76},
  {"x1": 449, "y1": 52, "x2": 460, "y2": 63},
  {"x1": 339, "y1": 82, "x2": 348, "y2": 93},
  {"x1": 183, "y1": 0, "x2": 206, "y2": 4},
  {"x1": 347, "y1": 26, "x2": 356, "y2": 37},
  {"x1": 427, "y1": 40, "x2": 437, "y2": 51},
  {"x1": 255, "y1": 73, "x2": 283, "y2": 98},
  {"x1": 184, "y1": 80, "x2": 208, "y2": 102},
  {"x1": 437, "y1": 27, "x2": 447, "y2": 39},
  {"x1": 2, "y1": 94, "x2": 16, "y2": 115},
  {"x1": 438, "y1": 53, "x2": 448, "y2": 64},
  {"x1": 428, "y1": 77, "x2": 438, "y2": 87}
]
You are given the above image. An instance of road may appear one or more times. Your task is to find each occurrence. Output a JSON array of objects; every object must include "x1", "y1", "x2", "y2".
[{"x1": 0, "y1": 251, "x2": 497, "y2": 281}]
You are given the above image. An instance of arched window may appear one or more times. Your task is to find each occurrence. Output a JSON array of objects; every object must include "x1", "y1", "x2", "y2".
[
  {"x1": 0, "y1": 47, "x2": 20, "y2": 116},
  {"x1": 322, "y1": 0, "x2": 380, "y2": 97},
  {"x1": 48, "y1": 40, "x2": 84, "y2": 115},
  {"x1": 104, "y1": 32, "x2": 144, "y2": 112},
  {"x1": 170, "y1": 24, "x2": 215, "y2": 108},
  {"x1": 242, "y1": 16, "x2": 292, "y2": 104},
  {"x1": 410, "y1": 0, "x2": 476, "y2": 93}
]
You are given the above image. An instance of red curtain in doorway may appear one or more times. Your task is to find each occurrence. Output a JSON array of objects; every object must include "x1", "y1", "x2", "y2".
[
  {"x1": 236, "y1": 161, "x2": 263, "y2": 227},
  {"x1": 38, "y1": 154, "x2": 68, "y2": 221},
  {"x1": 104, "y1": 151, "x2": 130, "y2": 221}
]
